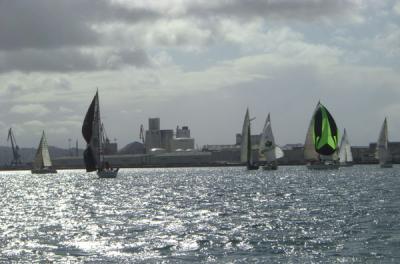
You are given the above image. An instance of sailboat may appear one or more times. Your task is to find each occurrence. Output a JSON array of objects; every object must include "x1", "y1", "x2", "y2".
[
  {"x1": 304, "y1": 102, "x2": 340, "y2": 170},
  {"x1": 375, "y1": 117, "x2": 392, "y2": 168},
  {"x1": 259, "y1": 113, "x2": 284, "y2": 170},
  {"x1": 338, "y1": 128, "x2": 353, "y2": 167},
  {"x1": 240, "y1": 108, "x2": 259, "y2": 170},
  {"x1": 31, "y1": 131, "x2": 57, "y2": 174},
  {"x1": 82, "y1": 90, "x2": 119, "y2": 178}
]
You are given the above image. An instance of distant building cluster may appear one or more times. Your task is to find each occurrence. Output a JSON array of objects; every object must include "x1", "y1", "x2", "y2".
[{"x1": 144, "y1": 118, "x2": 195, "y2": 153}]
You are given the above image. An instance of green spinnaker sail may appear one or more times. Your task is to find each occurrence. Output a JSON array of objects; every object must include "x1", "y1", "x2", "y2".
[{"x1": 312, "y1": 103, "x2": 338, "y2": 156}]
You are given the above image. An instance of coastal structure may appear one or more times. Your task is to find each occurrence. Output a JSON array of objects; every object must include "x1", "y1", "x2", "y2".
[{"x1": 144, "y1": 118, "x2": 195, "y2": 153}]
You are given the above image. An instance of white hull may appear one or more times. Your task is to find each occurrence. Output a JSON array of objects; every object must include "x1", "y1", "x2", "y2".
[{"x1": 97, "y1": 168, "x2": 119, "y2": 178}]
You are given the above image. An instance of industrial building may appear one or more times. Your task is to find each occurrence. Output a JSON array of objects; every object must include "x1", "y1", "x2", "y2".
[{"x1": 144, "y1": 118, "x2": 195, "y2": 153}]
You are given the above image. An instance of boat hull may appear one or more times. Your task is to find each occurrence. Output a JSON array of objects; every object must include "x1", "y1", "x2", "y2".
[
  {"x1": 97, "y1": 168, "x2": 119, "y2": 178},
  {"x1": 262, "y1": 163, "x2": 278, "y2": 170},
  {"x1": 247, "y1": 164, "x2": 259, "y2": 170},
  {"x1": 339, "y1": 163, "x2": 353, "y2": 167},
  {"x1": 380, "y1": 163, "x2": 393, "y2": 168},
  {"x1": 31, "y1": 168, "x2": 58, "y2": 174},
  {"x1": 307, "y1": 163, "x2": 339, "y2": 170}
]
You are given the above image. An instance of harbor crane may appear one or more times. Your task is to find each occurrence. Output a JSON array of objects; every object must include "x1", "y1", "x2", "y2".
[{"x1": 7, "y1": 128, "x2": 21, "y2": 166}]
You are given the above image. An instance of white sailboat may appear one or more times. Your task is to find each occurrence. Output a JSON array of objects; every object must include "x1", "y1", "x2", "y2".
[
  {"x1": 259, "y1": 113, "x2": 284, "y2": 170},
  {"x1": 82, "y1": 90, "x2": 119, "y2": 178},
  {"x1": 376, "y1": 117, "x2": 392, "y2": 168},
  {"x1": 240, "y1": 108, "x2": 259, "y2": 170},
  {"x1": 338, "y1": 128, "x2": 353, "y2": 166},
  {"x1": 31, "y1": 131, "x2": 57, "y2": 174},
  {"x1": 304, "y1": 102, "x2": 340, "y2": 170}
]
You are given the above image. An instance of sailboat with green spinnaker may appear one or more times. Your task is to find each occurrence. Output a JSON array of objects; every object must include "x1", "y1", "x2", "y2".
[{"x1": 304, "y1": 102, "x2": 340, "y2": 170}]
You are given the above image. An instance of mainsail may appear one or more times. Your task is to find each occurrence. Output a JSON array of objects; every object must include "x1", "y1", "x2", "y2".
[
  {"x1": 339, "y1": 128, "x2": 353, "y2": 163},
  {"x1": 82, "y1": 91, "x2": 101, "y2": 172},
  {"x1": 33, "y1": 131, "x2": 52, "y2": 169},
  {"x1": 376, "y1": 117, "x2": 391, "y2": 164},
  {"x1": 240, "y1": 108, "x2": 251, "y2": 163},
  {"x1": 259, "y1": 113, "x2": 284, "y2": 162}
]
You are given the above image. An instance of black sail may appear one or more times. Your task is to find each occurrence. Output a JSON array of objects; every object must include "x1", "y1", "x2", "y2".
[
  {"x1": 83, "y1": 146, "x2": 97, "y2": 172},
  {"x1": 82, "y1": 92, "x2": 98, "y2": 172},
  {"x1": 82, "y1": 94, "x2": 96, "y2": 144}
]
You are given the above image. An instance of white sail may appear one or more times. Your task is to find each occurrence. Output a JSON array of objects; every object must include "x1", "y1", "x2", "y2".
[
  {"x1": 259, "y1": 113, "x2": 283, "y2": 162},
  {"x1": 376, "y1": 118, "x2": 391, "y2": 164},
  {"x1": 304, "y1": 104, "x2": 319, "y2": 161},
  {"x1": 240, "y1": 108, "x2": 250, "y2": 163},
  {"x1": 339, "y1": 128, "x2": 353, "y2": 163},
  {"x1": 275, "y1": 146, "x2": 284, "y2": 159},
  {"x1": 33, "y1": 131, "x2": 52, "y2": 169}
]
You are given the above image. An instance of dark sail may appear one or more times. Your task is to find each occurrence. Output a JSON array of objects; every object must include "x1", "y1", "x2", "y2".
[
  {"x1": 83, "y1": 146, "x2": 97, "y2": 172},
  {"x1": 82, "y1": 93, "x2": 97, "y2": 144},
  {"x1": 313, "y1": 103, "x2": 338, "y2": 155},
  {"x1": 82, "y1": 92, "x2": 99, "y2": 171}
]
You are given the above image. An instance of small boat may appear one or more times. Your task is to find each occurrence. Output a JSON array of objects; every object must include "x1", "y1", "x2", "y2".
[
  {"x1": 375, "y1": 117, "x2": 392, "y2": 168},
  {"x1": 338, "y1": 128, "x2": 353, "y2": 167},
  {"x1": 240, "y1": 108, "x2": 259, "y2": 170},
  {"x1": 31, "y1": 131, "x2": 57, "y2": 174},
  {"x1": 82, "y1": 90, "x2": 119, "y2": 178},
  {"x1": 259, "y1": 113, "x2": 284, "y2": 170},
  {"x1": 304, "y1": 102, "x2": 339, "y2": 170}
]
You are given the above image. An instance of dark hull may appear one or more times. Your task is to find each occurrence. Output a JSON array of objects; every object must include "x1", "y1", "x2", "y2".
[
  {"x1": 307, "y1": 163, "x2": 339, "y2": 170},
  {"x1": 97, "y1": 168, "x2": 119, "y2": 178},
  {"x1": 262, "y1": 164, "x2": 278, "y2": 170},
  {"x1": 31, "y1": 168, "x2": 58, "y2": 174},
  {"x1": 247, "y1": 164, "x2": 259, "y2": 170},
  {"x1": 380, "y1": 163, "x2": 393, "y2": 168}
]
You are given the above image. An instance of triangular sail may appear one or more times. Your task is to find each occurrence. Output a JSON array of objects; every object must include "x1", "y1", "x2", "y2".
[
  {"x1": 259, "y1": 113, "x2": 283, "y2": 162},
  {"x1": 313, "y1": 103, "x2": 339, "y2": 156},
  {"x1": 240, "y1": 108, "x2": 250, "y2": 163},
  {"x1": 376, "y1": 118, "x2": 391, "y2": 164},
  {"x1": 275, "y1": 146, "x2": 284, "y2": 159},
  {"x1": 33, "y1": 131, "x2": 52, "y2": 169},
  {"x1": 304, "y1": 104, "x2": 319, "y2": 161},
  {"x1": 82, "y1": 91, "x2": 101, "y2": 172},
  {"x1": 339, "y1": 128, "x2": 353, "y2": 163}
]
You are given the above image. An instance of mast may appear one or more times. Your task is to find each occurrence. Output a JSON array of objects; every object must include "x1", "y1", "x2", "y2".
[{"x1": 94, "y1": 90, "x2": 102, "y2": 168}]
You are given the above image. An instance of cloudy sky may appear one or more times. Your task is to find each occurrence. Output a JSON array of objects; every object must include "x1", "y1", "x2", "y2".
[{"x1": 0, "y1": 0, "x2": 400, "y2": 149}]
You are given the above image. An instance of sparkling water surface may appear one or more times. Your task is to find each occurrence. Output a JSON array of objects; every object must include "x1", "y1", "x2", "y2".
[{"x1": 0, "y1": 166, "x2": 399, "y2": 263}]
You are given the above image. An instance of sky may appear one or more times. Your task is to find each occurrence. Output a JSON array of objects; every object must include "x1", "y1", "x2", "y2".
[{"x1": 0, "y1": 0, "x2": 400, "y2": 149}]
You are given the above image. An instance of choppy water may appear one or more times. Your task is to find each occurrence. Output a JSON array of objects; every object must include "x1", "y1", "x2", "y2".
[{"x1": 0, "y1": 166, "x2": 399, "y2": 263}]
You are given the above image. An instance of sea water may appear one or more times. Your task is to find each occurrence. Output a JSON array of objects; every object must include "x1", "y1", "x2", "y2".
[{"x1": 0, "y1": 166, "x2": 399, "y2": 263}]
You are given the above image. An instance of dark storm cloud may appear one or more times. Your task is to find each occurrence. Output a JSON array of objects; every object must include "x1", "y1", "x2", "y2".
[
  {"x1": 0, "y1": 0, "x2": 160, "y2": 51},
  {"x1": 0, "y1": 48, "x2": 151, "y2": 73},
  {"x1": 187, "y1": 0, "x2": 359, "y2": 20}
]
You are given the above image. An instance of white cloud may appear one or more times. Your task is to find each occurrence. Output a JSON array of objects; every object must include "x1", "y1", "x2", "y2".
[
  {"x1": 10, "y1": 104, "x2": 50, "y2": 116},
  {"x1": 394, "y1": 1, "x2": 400, "y2": 15}
]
